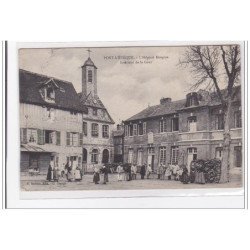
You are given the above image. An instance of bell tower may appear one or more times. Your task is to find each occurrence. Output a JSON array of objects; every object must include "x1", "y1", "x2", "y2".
[{"x1": 81, "y1": 49, "x2": 97, "y2": 97}]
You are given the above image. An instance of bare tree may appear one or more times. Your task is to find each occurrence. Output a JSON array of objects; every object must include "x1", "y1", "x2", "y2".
[{"x1": 179, "y1": 45, "x2": 241, "y2": 183}]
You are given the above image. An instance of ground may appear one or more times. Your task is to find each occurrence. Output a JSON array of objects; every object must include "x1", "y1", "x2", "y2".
[{"x1": 21, "y1": 168, "x2": 242, "y2": 191}]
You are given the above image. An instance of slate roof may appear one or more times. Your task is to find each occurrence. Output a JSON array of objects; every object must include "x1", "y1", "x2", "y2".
[
  {"x1": 126, "y1": 99, "x2": 186, "y2": 122},
  {"x1": 78, "y1": 92, "x2": 115, "y2": 124},
  {"x1": 125, "y1": 86, "x2": 241, "y2": 122},
  {"x1": 82, "y1": 57, "x2": 97, "y2": 68},
  {"x1": 19, "y1": 69, "x2": 87, "y2": 113}
]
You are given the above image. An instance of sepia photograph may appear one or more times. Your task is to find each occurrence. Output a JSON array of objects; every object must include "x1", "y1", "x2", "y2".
[{"x1": 18, "y1": 43, "x2": 243, "y2": 192}]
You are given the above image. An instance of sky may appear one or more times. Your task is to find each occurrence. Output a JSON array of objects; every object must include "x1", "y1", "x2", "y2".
[{"x1": 19, "y1": 46, "x2": 199, "y2": 124}]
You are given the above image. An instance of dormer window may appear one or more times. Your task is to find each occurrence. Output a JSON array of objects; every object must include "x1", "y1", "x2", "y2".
[{"x1": 88, "y1": 70, "x2": 93, "y2": 83}]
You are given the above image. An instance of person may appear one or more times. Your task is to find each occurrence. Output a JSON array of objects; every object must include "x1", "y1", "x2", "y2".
[
  {"x1": 101, "y1": 165, "x2": 109, "y2": 184},
  {"x1": 165, "y1": 163, "x2": 172, "y2": 180},
  {"x1": 146, "y1": 164, "x2": 152, "y2": 179},
  {"x1": 67, "y1": 165, "x2": 74, "y2": 182},
  {"x1": 123, "y1": 164, "x2": 128, "y2": 181},
  {"x1": 140, "y1": 164, "x2": 146, "y2": 179},
  {"x1": 74, "y1": 166, "x2": 82, "y2": 181},
  {"x1": 46, "y1": 164, "x2": 52, "y2": 181},
  {"x1": 53, "y1": 166, "x2": 59, "y2": 182},
  {"x1": 157, "y1": 163, "x2": 164, "y2": 179},
  {"x1": 195, "y1": 167, "x2": 206, "y2": 184},
  {"x1": 181, "y1": 165, "x2": 189, "y2": 184},
  {"x1": 172, "y1": 165, "x2": 180, "y2": 181},
  {"x1": 93, "y1": 166, "x2": 100, "y2": 184},
  {"x1": 117, "y1": 163, "x2": 123, "y2": 181},
  {"x1": 176, "y1": 165, "x2": 183, "y2": 181},
  {"x1": 131, "y1": 163, "x2": 137, "y2": 180},
  {"x1": 127, "y1": 164, "x2": 132, "y2": 181}
]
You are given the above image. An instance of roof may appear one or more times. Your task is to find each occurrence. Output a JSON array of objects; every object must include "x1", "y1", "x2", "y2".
[
  {"x1": 125, "y1": 86, "x2": 241, "y2": 122},
  {"x1": 126, "y1": 99, "x2": 186, "y2": 122},
  {"x1": 78, "y1": 92, "x2": 115, "y2": 124},
  {"x1": 78, "y1": 92, "x2": 106, "y2": 109},
  {"x1": 19, "y1": 69, "x2": 87, "y2": 113},
  {"x1": 113, "y1": 130, "x2": 124, "y2": 137},
  {"x1": 21, "y1": 144, "x2": 54, "y2": 153},
  {"x1": 82, "y1": 57, "x2": 97, "y2": 68}
]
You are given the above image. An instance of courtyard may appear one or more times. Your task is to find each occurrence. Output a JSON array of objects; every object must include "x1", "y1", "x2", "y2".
[{"x1": 20, "y1": 168, "x2": 242, "y2": 191}]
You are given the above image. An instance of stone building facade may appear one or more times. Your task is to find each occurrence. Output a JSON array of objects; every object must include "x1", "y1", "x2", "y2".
[
  {"x1": 78, "y1": 57, "x2": 115, "y2": 172},
  {"x1": 19, "y1": 70, "x2": 86, "y2": 174},
  {"x1": 123, "y1": 88, "x2": 242, "y2": 173}
]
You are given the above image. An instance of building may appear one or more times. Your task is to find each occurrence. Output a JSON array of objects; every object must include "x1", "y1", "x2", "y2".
[
  {"x1": 78, "y1": 56, "x2": 115, "y2": 172},
  {"x1": 113, "y1": 124, "x2": 124, "y2": 163},
  {"x1": 123, "y1": 88, "x2": 242, "y2": 173},
  {"x1": 19, "y1": 69, "x2": 87, "y2": 174}
]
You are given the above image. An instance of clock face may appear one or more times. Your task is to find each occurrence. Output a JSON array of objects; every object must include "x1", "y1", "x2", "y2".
[{"x1": 93, "y1": 99, "x2": 97, "y2": 104}]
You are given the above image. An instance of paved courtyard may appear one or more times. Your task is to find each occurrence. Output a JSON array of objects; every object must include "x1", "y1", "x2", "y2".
[{"x1": 20, "y1": 170, "x2": 242, "y2": 191}]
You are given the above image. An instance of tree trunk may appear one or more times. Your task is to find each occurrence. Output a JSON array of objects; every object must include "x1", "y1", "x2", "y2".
[{"x1": 220, "y1": 98, "x2": 232, "y2": 183}]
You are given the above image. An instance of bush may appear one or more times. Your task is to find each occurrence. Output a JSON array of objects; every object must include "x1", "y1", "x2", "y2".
[{"x1": 191, "y1": 159, "x2": 221, "y2": 183}]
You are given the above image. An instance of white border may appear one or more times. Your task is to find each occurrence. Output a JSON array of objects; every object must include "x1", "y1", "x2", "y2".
[{"x1": 6, "y1": 41, "x2": 245, "y2": 208}]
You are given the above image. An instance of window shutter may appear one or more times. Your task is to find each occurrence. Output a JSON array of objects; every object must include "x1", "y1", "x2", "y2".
[
  {"x1": 79, "y1": 133, "x2": 83, "y2": 146},
  {"x1": 21, "y1": 128, "x2": 27, "y2": 144},
  {"x1": 37, "y1": 129, "x2": 44, "y2": 145},
  {"x1": 66, "y1": 132, "x2": 70, "y2": 146},
  {"x1": 56, "y1": 131, "x2": 61, "y2": 145}
]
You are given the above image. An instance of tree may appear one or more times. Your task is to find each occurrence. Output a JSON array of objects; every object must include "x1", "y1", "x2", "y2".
[{"x1": 179, "y1": 45, "x2": 241, "y2": 183}]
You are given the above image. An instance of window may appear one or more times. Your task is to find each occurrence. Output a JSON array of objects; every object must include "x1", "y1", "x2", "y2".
[
  {"x1": 216, "y1": 114, "x2": 224, "y2": 130},
  {"x1": 128, "y1": 149, "x2": 133, "y2": 164},
  {"x1": 137, "y1": 150, "x2": 143, "y2": 166},
  {"x1": 159, "y1": 147, "x2": 166, "y2": 165},
  {"x1": 82, "y1": 148, "x2": 87, "y2": 163},
  {"x1": 129, "y1": 125, "x2": 133, "y2": 137},
  {"x1": 46, "y1": 87, "x2": 55, "y2": 102},
  {"x1": 171, "y1": 146, "x2": 179, "y2": 165},
  {"x1": 93, "y1": 108, "x2": 97, "y2": 116},
  {"x1": 143, "y1": 122, "x2": 147, "y2": 134},
  {"x1": 138, "y1": 123, "x2": 143, "y2": 135},
  {"x1": 133, "y1": 124, "x2": 138, "y2": 136},
  {"x1": 91, "y1": 149, "x2": 98, "y2": 163},
  {"x1": 45, "y1": 130, "x2": 56, "y2": 144},
  {"x1": 160, "y1": 119, "x2": 167, "y2": 133},
  {"x1": 70, "y1": 111, "x2": 77, "y2": 121},
  {"x1": 88, "y1": 70, "x2": 93, "y2": 83},
  {"x1": 171, "y1": 117, "x2": 179, "y2": 131},
  {"x1": 66, "y1": 132, "x2": 79, "y2": 146},
  {"x1": 83, "y1": 122, "x2": 88, "y2": 136},
  {"x1": 102, "y1": 125, "x2": 109, "y2": 138},
  {"x1": 188, "y1": 116, "x2": 197, "y2": 132},
  {"x1": 234, "y1": 111, "x2": 242, "y2": 128},
  {"x1": 46, "y1": 107, "x2": 55, "y2": 120},
  {"x1": 27, "y1": 129, "x2": 37, "y2": 143},
  {"x1": 91, "y1": 123, "x2": 99, "y2": 137},
  {"x1": 215, "y1": 147, "x2": 223, "y2": 159},
  {"x1": 125, "y1": 125, "x2": 128, "y2": 137}
]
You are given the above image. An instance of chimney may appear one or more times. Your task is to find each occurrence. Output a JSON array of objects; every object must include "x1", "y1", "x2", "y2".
[{"x1": 160, "y1": 97, "x2": 172, "y2": 105}]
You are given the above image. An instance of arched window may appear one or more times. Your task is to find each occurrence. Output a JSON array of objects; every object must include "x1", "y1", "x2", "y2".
[
  {"x1": 91, "y1": 149, "x2": 98, "y2": 163},
  {"x1": 83, "y1": 148, "x2": 87, "y2": 163},
  {"x1": 88, "y1": 70, "x2": 93, "y2": 83},
  {"x1": 102, "y1": 149, "x2": 109, "y2": 164}
]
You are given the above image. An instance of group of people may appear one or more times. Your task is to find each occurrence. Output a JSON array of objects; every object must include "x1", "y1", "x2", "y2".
[{"x1": 46, "y1": 162, "x2": 83, "y2": 182}]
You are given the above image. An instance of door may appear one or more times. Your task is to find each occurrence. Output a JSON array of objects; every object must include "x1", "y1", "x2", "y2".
[
  {"x1": 151, "y1": 155, "x2": 155, "y2": 170},
  {"x1": 187, "y1": 148, "x2": 197, "y2": 173},
  {"x1": 29, "y1": 153, "x2": 39, "y2": 169},
  {"x1": 235, "y1": 146, "x2": 242, "y2": 168},
  {"x1": 102, "y1": 149, "x2": 109, "y2": 164}
]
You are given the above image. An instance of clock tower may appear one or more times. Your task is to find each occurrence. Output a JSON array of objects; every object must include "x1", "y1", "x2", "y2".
[{"x1": 81, "y1": 51, "x2": 97, "y2": 97}]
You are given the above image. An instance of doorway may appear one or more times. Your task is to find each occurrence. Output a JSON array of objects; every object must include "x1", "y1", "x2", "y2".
[
  {"x1": 187, "y1": 147, "x2": 197, "y2": 173},
  {"x1": 234, "y1": 146, "x2": 242, "y2": 168},
  {"x1": 102, "y1": 149, "x2": 109, "y2": 164}
]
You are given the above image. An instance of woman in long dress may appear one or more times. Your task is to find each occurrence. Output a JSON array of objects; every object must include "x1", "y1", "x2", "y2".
[
  {"x1": 93, "y1": 166, "x2": 100, "y2": 184},
  {"x1": 46, "y1": 165, "x2": 52, "y2": 181},
  {"x1": 74, "y1": 166, "x2": 82, "y2": 181},
  {"x1": 117, "y1": 163, "x2": 123, "y2": 181}
]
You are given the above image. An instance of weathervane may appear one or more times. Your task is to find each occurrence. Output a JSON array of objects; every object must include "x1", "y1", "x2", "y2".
[{"x1": 87, "y1": 49, "x2": 92, "y2": 58}]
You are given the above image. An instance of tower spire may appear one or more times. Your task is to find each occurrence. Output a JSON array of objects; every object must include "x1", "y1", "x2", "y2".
[{"x1": 87, "y1": 49, "x2": 92, "y2": 58}]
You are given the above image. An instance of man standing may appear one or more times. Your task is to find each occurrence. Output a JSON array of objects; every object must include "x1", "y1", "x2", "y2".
[
  {"x1": 117, "y1": 163, "x2": 123, "y2": 181},
  {"x1": 131, "y1": 163, "x2": 137, "y2": 180},
  {"x1": 140, "y1": 163, "x2": 146, "y2": 180},
  {"x1": 101, "y1": 165, "x2": 109, "y2": 184}
]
